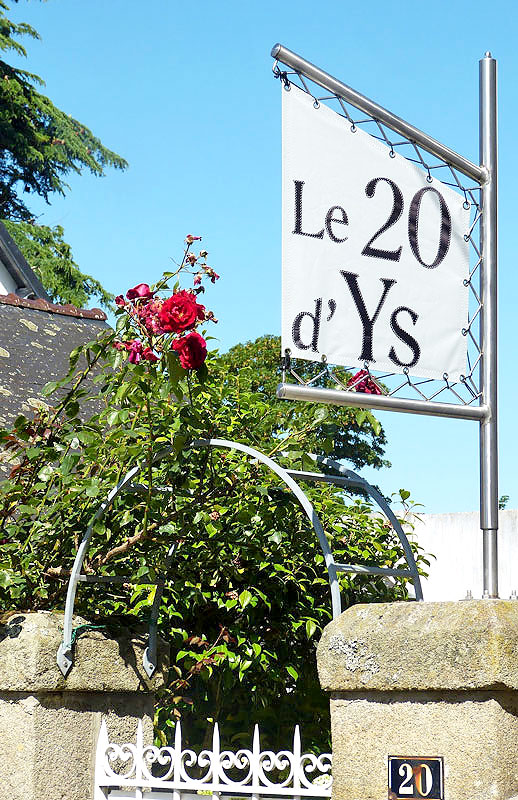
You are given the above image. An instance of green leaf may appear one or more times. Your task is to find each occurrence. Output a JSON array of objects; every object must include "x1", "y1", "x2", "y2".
[
  {"x1": 167, "y1": 351, "x2": 186, "y2": 389},
  {"x1": 286, "y1": 665, "x2": 298, "y2": 680},
  {"x1": 305, "y1": 619, "x2": 317, "y2": 639},
  {"x1": 196, "y1": 362, "x2": 209, "y2": 383},
  {"x1": 366, "y1": 411, "x2": 382, "y2": 436},
  {"x1": 37, "y1": 465, "x2": 54, "y2": 482},
  {"x1": 314, "y1": 407, "x2": 328, "y2": 423},
  {"x1": 355, "y1": 409, "x2": 367, "y2": 427},
  {"x1": 60, "y1": 453, "x2": 79, "y2": 476},
  {"x1": 64, "y1": 401, "x2": 79, "y2": 418},
  {"x1": 106, "y1": 410, "x2": 119, "y2": 426},
  {"x1": 239, "y1": 589, "x2": 252, "y2": 609},
  {"x1": 42, "y1": 380, "x2": 59, "y2": 396}
]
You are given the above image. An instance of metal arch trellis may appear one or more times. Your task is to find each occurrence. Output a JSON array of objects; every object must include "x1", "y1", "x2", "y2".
[
  {"x1": 56, "y1": 438, "x2": 423, "y2": 678},
  {"x1": 271, "y1": 44, "x2": 499, "y2": 599}
]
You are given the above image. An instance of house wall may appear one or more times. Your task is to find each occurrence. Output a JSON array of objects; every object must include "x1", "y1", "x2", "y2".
[{"x1": 0, "y1": 261, "x2": 17, "y2": 295}]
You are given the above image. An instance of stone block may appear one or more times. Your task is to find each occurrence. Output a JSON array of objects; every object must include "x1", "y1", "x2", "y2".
[
  {"x1": 0, "y1": 610, "x2": 168, "y2": 692},
  {"x1": 318, "y1": 600, "x2": 518, "y2": 692},
  {"x1": 0, "y1": 611, "x2": 169, "y2": 800},
  {"x1": 317, "y1": 601, "x2": 518, "y2": 800}
]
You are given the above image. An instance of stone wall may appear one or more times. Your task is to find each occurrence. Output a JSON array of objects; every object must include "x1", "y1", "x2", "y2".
[
  {"x1": 317, "y1": 599, "x2": 518, "y2": 800},
  {"x1": 0, "y1": 611, "x2": 168, "y2": 800}
]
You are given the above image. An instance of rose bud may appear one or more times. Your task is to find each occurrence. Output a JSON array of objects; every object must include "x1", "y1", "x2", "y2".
[
  {"x1": 125, "y1": 339, "x2": 143, "y2": 364},
  {"x1": 126, "y1": 283, "x2": 155, "y2": 301},
  {"x1": 142, "y1": 347, "x2": 159, "y2": 363}
]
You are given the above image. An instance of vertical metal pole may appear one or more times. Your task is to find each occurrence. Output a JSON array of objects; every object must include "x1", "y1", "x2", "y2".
[{"x1": 479, "y1": 52, "x2": 499, "y2": 598}]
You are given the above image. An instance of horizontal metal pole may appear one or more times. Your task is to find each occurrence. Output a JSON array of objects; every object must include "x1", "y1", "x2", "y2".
[
  {"x1": 334, "y1": 562, "x2": 412, "y2": 578},
  {"x1": 287, "y1": 469, "x2": 365, "y2": 488},
  {"x1": 277, "y1": 382, "x2": 488, "y2": 421},
  {"x1": 271, "y1": 43, "x2": 487, "y2": 185}
]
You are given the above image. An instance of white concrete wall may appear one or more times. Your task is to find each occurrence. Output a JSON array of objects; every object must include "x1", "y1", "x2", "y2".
[{"x1": 412, "y1": 509, "x2": 518, "y2": 601}]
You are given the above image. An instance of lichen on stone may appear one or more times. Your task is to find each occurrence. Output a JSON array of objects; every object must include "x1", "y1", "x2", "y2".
[
  {"x1": 20, "y1": 318, "x2": 38, "y2": 331},
  {"x1": 328, "y1": 633, "x2": 380, "y2": 677}
]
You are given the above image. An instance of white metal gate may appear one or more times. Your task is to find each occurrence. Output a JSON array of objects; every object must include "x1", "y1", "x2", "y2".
[{"x1": 94, "y1": 720, "x2": 332, "y2": 800}]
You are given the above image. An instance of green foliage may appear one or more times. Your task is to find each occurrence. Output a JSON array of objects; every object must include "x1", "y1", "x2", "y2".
[
  {"x1": 218, "y1": 336, "x2": 389, "y2": 470},
  {"x1": 3, "y1": 219, "x2": 114, "y2": 307},
  {"x1": 0, "y1": 254, "x2": 428, "y2": 754},
  {"x1": 499, "y1": 495, "x2": 509, "y2": 510}
]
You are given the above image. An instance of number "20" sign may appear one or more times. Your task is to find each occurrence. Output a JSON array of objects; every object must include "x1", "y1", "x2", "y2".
[
  {"x1": 388, "y1": 756, "x2": 444, "y2": 800},
  {"x1": 282, "y1": 84, "x2": 470, "y2": 382}
]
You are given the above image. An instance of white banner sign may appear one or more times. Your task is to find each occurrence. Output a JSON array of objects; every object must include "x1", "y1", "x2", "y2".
[{"x1": 282, "y1": 86, "x2": 470, "y2": 381}]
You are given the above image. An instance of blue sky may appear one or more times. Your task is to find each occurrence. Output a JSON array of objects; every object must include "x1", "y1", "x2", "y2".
[{"x1": 6, "y1": 0, "x2": 517, "y2": 514}]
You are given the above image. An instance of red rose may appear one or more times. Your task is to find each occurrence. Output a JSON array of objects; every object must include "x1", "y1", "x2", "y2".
[
  {"x1": 126, "y1": 283, "x2": 154, "y2": 301},
  {"x1": 347, "y1": 369, "x2": 382, "y2": 395},
  {"x1": 115, "y1": 295, "x2": 125, "y2": 307},
  {"x1": 138, "y1": 299, "x2": 163, "y2": 334},
  {"x1": 158, "y1": 290, "x2": 205, "y2": 333},
  {"x1": 124, "y1": 339, "x2": 143, "y2": 364},
  {"x1": 142, "y1": 347, "x2": 159, "y2": 363},
  {"x1": 172, "y1": 332, "x2": 207, "y2": 370}
]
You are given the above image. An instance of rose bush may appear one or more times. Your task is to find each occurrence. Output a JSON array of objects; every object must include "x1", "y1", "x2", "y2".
[
  {"x1": 0, "y1": 239, "x2": 428, "y2": 754},
  {"x1": 111, "y1": 244, "x2": 216, "y2": 367}
]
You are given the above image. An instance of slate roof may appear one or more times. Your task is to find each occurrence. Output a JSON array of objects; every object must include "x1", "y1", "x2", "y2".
[
  {"x1": 0, "y1": 221, "x2": 110, "y2": 454},
  {"x1": 0, "y1": 298, "x2": 108, "y2": 430}
]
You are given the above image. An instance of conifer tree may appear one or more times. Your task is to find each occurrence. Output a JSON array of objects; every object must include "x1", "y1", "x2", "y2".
[{"x1": 0, "y1": 1, "x2": 127, "y2": 306}]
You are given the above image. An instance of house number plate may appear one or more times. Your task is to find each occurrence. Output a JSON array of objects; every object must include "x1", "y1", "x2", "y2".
[{"x1": 388, "y1": 756, "x2": 444, "y2": 799}]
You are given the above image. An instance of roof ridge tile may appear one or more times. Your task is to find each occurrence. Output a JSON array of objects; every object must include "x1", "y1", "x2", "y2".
[{"x1": 0, "y1": 293, "x2": 107, "y2": 320}]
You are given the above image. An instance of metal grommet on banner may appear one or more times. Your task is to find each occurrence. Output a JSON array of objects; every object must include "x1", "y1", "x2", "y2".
[
  {"x1": 463, "y1": 279, "x2": 469, "y2": 287},
  {"x1": 389, "y1": 149, "x2": 396, "y2": 158},
  {"x1": 461, "y1": 327, "x2": 468, "y2": 335},
  {"x1": 464, "y1": 234, "x2": 470, "y2": 241},
  {"x1": 426, "y1": 174, "x2": 433, "y2": 183},
  {"x1": 442, "y1": 373, "x2": 449, "y2": 381},
  {"x1": 463, "y1": 200, "x2": 471, "y2": 210},
  {"x1": 313, "y1": 99, "x2": 320, "y2": 109}
]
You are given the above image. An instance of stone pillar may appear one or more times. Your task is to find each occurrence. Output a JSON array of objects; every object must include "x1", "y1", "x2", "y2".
[
  {"x1": 317, "y1": 600, "x2": 518, "y2": 800},
  {"x1": 0, "y1": 612, "x2": 168, "y2": 800}
]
